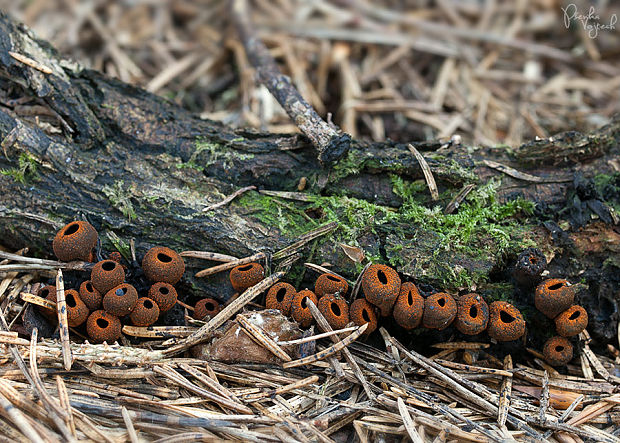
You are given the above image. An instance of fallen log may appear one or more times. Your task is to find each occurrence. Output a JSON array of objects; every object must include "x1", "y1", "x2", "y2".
[{"x1": 0, "y1": 12, "x2": 618, "y2": 343}]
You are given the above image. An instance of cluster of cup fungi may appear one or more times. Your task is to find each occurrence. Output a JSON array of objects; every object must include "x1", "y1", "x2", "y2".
[
  {"x1": 41, "y1": 220, "x2": 185, "y2": 343},
  {"x1": 228, "y1": 251, "x2": 589, "y2": 367},
  {"x1": 41, "y1": 221, "x2": 588, "y2": 367}
]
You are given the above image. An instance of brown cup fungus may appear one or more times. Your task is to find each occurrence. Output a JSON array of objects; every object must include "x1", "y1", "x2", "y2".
[
  {"x1": 86, "y1": 310, "x2": 122, "y2": 343},
  {"x1": 315, "y1": 273, "x2": 348, "y2": 297},
  {"x1": 142, "y1": 246, "x2": 185, "y2": 284},
  {"x1": 130, "y1": 297, "x2": 160, "y2": 327},
  {"x1": 361, "y1": 264, "x2": 401, "y2": 317},
  {"x1": 103, "y1": 283, "x2": 138, "y2": 317},
  {"x1": 318, "y1": 294, "x2": 350, "y2": 330},
  {"x1": 543, "y1": 336, "x2": 573, "y2": 366},
  {"x1": 455, "y1": 293, "x2": 489, "y2": 336},
  {"x1": 147, "y1": 282, "x2": 178, "y2": 313},
  {"x1": 350, "y1": 298, "x2": 378, "y2": 335},
  {"x1": 535, "y1": 279, "x2": 574, "y2": 319},
  {"x1": 291, "y1": 290, "x2": 318, "y2": 328},
  {"x1": 422, "y1": 292, "x2": 457, "y2": 330},
  {"x1": 193, "y1": 298, "x2": 221, "y2": 320},
  {"x1": 265, "y1": 282, "x2": 296, "y2": 316},
  {"x1": 555, "y1": 305, "x2": 588, "y2": 337},
  {"x1": 52, "y1": 221, "x2": 98, "y2": 262},
  {"x1": 487, "y1": 301, "x2": 526, "y2": 342},
  {"x1": 64, "y1": 289, "x2": 90, "y2": 327},
  {"x1": 229, "y1": 262, "x2": 265, "y2": 293},
  {"x1": 79, "y1": 280, "x2": 102, "y2": 311},
  {"x1": 392, "y1": 282, "x2": 424, "y2": 330},
  {"x1": 91, "y1": 260, "x2": 125, "y2": 295}
]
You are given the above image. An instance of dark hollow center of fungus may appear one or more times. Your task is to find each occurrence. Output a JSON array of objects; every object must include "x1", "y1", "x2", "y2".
[
  {"x1": 377, "y1": 270, "x2": 388, "y2": 285},
  {"x1": 97, "y1": 318, "x2": 109, "y2": 328},
  {"x1": 469, "y1": 305, "x2": 478, "y2": 318},
  {"x1": 500, "y1": 310, "x2": 515, "y2": 323},
  {"x1": 548, "y1": 282, "x2": 564, "y2": 290},
  {"x1": 157, "y1": 253, "x2": 172, "y2": 263},
  {"x1": 529, "y1": 257, "x2": 538, "y2": 264},
  {"x1": 159, "y1": 286, "x2": 169, "y2": 295},
  {"x1": 66, "y1": 294, "x2": 76, "y2": 307},
  {"x1": 327, "y1": 275, "x2": 340, "y2": 282},
  {"x1": 569, "y1": 311, "x2": 580, "y2": 320},
  {"x1": 205, "y1": 302, "x2": 215, "y2": 311},
  {"x1": 331, "y1": 302, "x2": 341, "y2": 316},
  {"x1": 555, "y1": 345, "x2": 564, "y2": 352},
  {"x1": 41, "y1": 289, "x2": 49, "y2": 297},
  {"x1": 102, "y1": 261, "x2": 116, "y2": 271},
  {"x1": 437, "y1": 298, "x2": 446, "y2": 307},
  {"x1": 64, "y1": 223, "x2": 80, "y2": 236},
  {"x1": 276, "y1": 288, "x2": 287, "y2": 303},
  {"x1": 407, "y1": 291, "x2": 413, "y2": 306},
  {"x1": 143, "y1": 299, "x2": 154, "y2": 309},
  {"x1": 238, "y1": 264, "x2": 253, "y2": 272},
  {"x1": 362, "y1": 309, "x2": 370, "y2": 322},
  {"x1": 86, "y1": 282, "x2": 93, "y2": 292},
  {"x1": 301, "y1": 296, "x2": 309, "y2": 309},
  {"x1": 116, "y1": 287, "x2": 127, "y2": 296}
]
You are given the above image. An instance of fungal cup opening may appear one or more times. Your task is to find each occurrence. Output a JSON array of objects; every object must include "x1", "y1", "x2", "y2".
[
  {"x1": 116, "y1": 287, "x2": 128, "y2": 296},
  {"x1": 331, "y1": 302, "x2": 341, "y2": 316},
  {"x1": 276, "y1": 288, "x2": 287, "y2": 303},
  {"x1": 86, "y1": 283, "x2": 93, "y2": 292},
  {"x1": 548, "y1": 282, "x2": 564, "y2": 290},
  {"x1": 437, "y1": 298, "x2": 446, "y2": 307},
  {"x1": 569, "y1": 311, "x2": 580, "y2": 320},
  {"x1": 157, "y1": 253, "x2": 172, "y2": 263},
  {"x1": 40, "y1": 289, "x2": 50, "y2": 297},
  {"x1": 159, "y1": 286, "x2": 169, "y2": 294},
  {"x1": 377, "y1": 270, "x2": 388, "y2": 285},
  {"x1": 555, "y1": 345, "x2": 564, "y2": 352},
  {"x1": 499, "y1": 310, "x2": 515, "y2": 323},
  {"x1": 96, "y1": 318, "x2": 109, "y2": 328},
  {"x1": 362, "y1": 309, "x2": 370, "y2": 322},
  {"x1": 102, "y1": 261, "x2": 116, "y2": 271},
  {"x1": 326, "y1": 275, "x2": 340, "y2": 282},
  {"x1": 63, "y1": 223, "x2": 80, "y2": 236},
  {"x1": 238, "y1": 264, "x2": 253, "y2": 272},
  {"x1": 301, "y1": 296, "x2": 309, "y2": 309},
  {"x1": 143, "y1": 299, "x2": 154, "y2": 309},
  {"x1": 66, "y1": 293, "x2": 77, "y2": 308},
  {"x1": 407, "y1": 291, "x2": 413, "y2": 306},
  {"x1": 469, "y1": 305, "x2": 478, "y2": 318},
  {"x1": 205, "y1": 302, "x2": 215, "y2": 311}
]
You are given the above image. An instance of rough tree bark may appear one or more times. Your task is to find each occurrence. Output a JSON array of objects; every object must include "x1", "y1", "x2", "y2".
[{"x1": 0, "y1": 13, "x2": 618, "y2": 342}]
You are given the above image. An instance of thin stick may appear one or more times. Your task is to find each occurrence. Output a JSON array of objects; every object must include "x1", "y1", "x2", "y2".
[
  {"x1": 303, "y1": 263, "x2": 348, "y2": 282},
  {"x1": 397, "y1": 397, "x2": 423, "y2": 443},
  {"x1": 8, "y1": 51, "x2": 53, "y2": 74},
  {"x1": 244, "y1": 375, "x2": 320, "y2": 401},
  {"x1": 236, "y1": 314, "x2": 292, "y2": 362},
  {"x1": 277, "y1": 326, "x2": 357, "y2": 346},
  {"x1": 55, "y1": 376, "x2": 76, "y2": 438},
  {"x1": 195, "y1": 252, "x2": 265, "y2": 278},
  {"x1": 0, "y1": 390, "x2": 44, "y2": 443},
  {"x1": 283, "y1": 323, "x2": 367, "y2": 368},
  {"x1": 164, "y1": 272, "x2": 284, "y2": 355},
  {"x1": 498, "y1": 354, "x2": 512, "y2": 427},
  {"x1": 179, "y1": 251, "x2": 238, "y2": 262},
  {"x1": 273, "y1": 222, "x2": 338, "y2": 260},
  {"x1": 350, "y1": 262, "x2": 371, "y2": 302},
  {"x1": 202, "y1": 185, "x2": 256, "y2": 212},
  {"x1": 121, "y1": 406, "x2": 139, "y2": 443},
  {"x1": 408, "y1": 144, "x2": 438, "y2": 201},
  {"x1": 231, "y1": 0, "x2": 350, "y2": 163},
  {"x1": 55, "y1": 270, "x2": 73, "y2": 370},
  {"x1": 540, "y1": 370, "x2": 550, "y2": 423}
]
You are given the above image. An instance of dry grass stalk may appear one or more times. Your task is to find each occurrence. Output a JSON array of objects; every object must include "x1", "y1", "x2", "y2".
[
  {"x1": 179, "y1": 251, "x2": 238, "y2": 262},
  {"x1": 236, "y1": 313, "x2": 292, "y2": 362},
  {"x1": 164, "y1": 271, "x2": 284, "y2": 355},
  {"x1": 195, "y1": 252, "x2": 266, "y2": 278},
  {"x1": 54, "y1": 270, "x2": 72, "y2": 371}
]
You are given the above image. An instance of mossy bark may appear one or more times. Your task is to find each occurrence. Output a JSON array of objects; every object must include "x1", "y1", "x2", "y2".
[{"x1": 0, "y1": 12, "x2": 618, "y2": 338}]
